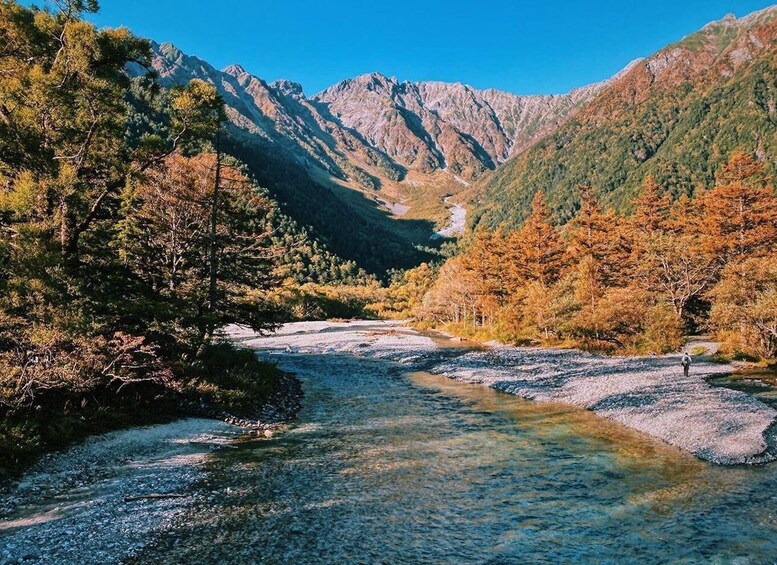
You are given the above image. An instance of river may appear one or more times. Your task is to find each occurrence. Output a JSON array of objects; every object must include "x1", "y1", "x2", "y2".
[
  {"x1": 2, "y1": 326, "x2": 777, "y2": 563},
  {"x1": 137, "y1": 346, "x2": 777, "y2": 563}
]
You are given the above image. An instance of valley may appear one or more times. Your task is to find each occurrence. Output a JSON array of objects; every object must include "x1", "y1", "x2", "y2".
[
  {"x1": 137, "y1": 40, "x2": 613, "y2": 273},
  {"x1": 127, "y1": 6, "x2": 777, "y2": 276},
  {"x1": 2, "y1": 1, "x2": 777, "y2": 562}
]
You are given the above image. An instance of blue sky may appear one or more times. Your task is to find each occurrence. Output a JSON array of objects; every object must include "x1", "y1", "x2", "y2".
[{"x1": 74, "y1": 0, "x2": 777, "y2": 95}]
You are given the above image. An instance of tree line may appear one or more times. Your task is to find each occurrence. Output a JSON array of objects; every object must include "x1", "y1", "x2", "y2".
[{"x1": 418, "y1": 152, "x2": 777, "y2": 358}]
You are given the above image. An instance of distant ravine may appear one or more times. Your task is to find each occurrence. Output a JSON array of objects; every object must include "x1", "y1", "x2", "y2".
[{"x1": 431, "y1": 197, "x2": 467, "y2": 240}]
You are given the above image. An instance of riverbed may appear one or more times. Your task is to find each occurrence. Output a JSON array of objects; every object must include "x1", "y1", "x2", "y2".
[
  {"x1": 431, "y1": 196, "x2": 466, "y2": 239},
  {"x1": 2, "y1": 321, "x2": 777, "y2": 563}
]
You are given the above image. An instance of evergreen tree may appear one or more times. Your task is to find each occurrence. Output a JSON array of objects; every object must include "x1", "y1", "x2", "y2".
[{"x1": 508, "y1": 191, "x2": 566, "y2": 286}]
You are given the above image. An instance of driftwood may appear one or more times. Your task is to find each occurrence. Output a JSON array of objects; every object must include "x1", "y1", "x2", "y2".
[{"x1": 123, "y1": 493, "x2": 186, "y2": 503}]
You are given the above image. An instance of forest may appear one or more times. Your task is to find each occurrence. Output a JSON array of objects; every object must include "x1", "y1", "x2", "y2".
[
  {"x1": 417, "y1": 153, "x2": 777, "y2": 358},
  {"x1": 0, "y1": 0, "x2": 369, "y2": 473}
]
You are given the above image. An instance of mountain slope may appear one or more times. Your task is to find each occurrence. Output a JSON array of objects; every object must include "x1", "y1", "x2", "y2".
[
  {"x1": 143, "y1": 42, "x2": 438, "y2": 276},
  {"x1": 314, "y1": 74, "x2": 606, "y2": 181},
  {"x1": 473, "y1": 6, "x2": 777, "y2": 229},
  {"x1": 140, "y1": 42, "x2": 609, "y2": 274}
]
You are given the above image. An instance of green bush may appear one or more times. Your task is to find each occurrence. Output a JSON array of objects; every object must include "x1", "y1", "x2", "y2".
[{"x1": 184, "y1": 342, "x2": 279, "y2": 412}]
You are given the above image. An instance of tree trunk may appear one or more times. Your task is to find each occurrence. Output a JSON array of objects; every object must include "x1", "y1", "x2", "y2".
[
  {"x1": 60, "y1": 200, "x2": 79, "y2": 268},
  {"x1": 205, "y1": 129, "x2": 222, "y2": 343}
]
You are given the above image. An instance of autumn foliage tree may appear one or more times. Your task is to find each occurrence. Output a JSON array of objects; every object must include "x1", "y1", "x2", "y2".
[
  {"x1": 631, "y1": 180, "x2": 714, "y2": 323},
  {"x1": 700, "y1": 152, "x2": 777, "y2": 265},
  {"x1": 701, "y1": 153, "x2": 777, "y2": 357},
  {"x1": 506, "y1": 191, "x2": 566, "y2": 286},
  {"x1": 419, "y1": 152, "x2": 777, "y2": 357},
  {"x1": 117, "y1": 153, "x2": 277, "y2": 351},
  {"x1": 0, "y1": 1, "x2": 286, "y2": 472},
  {"x1": 709, "y1": 256, "x2": 777, "y2": 358},
  {"x1": 460, "y1": 228, "x2": 511, "y2": 326}
]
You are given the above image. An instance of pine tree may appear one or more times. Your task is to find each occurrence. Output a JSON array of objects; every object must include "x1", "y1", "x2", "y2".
[
  {"x1": 508, "y1": 191, "x2": 566, "y2": 286},
  {"x1": 701, "y1": 152, "x2": 777, "y2": 264}
]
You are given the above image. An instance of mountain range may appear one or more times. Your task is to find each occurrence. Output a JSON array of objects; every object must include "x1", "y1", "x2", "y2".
[
  {"x1": 148, "y1": 42, "x2": 614, "y2": 186},
  {"x1": 138, "y1": 5, "x2": 777, "y2": 274}
]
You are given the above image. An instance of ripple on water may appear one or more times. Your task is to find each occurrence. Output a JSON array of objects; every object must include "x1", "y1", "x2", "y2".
[{"x1": 122, "y1": 354, "x2": 777, "y2": 564}]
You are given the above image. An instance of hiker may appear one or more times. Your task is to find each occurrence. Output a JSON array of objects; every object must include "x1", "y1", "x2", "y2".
[{"x1": 681, "y1": 352, "x2": 692, "y2": 377}]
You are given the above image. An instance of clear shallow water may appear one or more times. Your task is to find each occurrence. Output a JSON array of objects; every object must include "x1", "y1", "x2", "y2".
[{"x1": 134, "y1": 352, "x2": 777, "y2": 564}]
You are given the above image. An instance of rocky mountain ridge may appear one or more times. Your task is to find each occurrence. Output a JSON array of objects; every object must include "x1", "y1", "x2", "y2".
[
  {"x1": 313, "y1": 72, "x2": 610, "y2": 181},
  {"x1": 145, "y1": 42, "x2": 613, "y2": 190}
]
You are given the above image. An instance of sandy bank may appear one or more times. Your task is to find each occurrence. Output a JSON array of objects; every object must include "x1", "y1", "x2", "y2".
[{"x1": 236, "y1": 320, "x2": 777, "y2": 465}]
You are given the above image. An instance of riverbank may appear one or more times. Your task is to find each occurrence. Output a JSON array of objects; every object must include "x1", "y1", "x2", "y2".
[
  {"x1": 0, "y1": 341, "x2": 302, "y2": 480},
  {"x1": 0, "y1": 373, "x2": 301, "y2": 564},
  {"x1": 0, "y1": 419, "x2": 243, "y2": 563},
  {"x1": 233, "y1": 320, "x2": 777, "y2": 465}
]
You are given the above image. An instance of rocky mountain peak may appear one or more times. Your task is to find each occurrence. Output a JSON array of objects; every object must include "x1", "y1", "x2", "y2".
[
  {"x1": 322, "y1": 72, "x2": 397, "y2": 96},
  {"x1": 147, "y1": 41, "x2": 219, "y2": 85},
  {"x1": 271, "y1": 79, "x2": 305, "y2": 98},
  {"x1": 156, "y1": 41, "x2": 183, "y2": 61},
  {"x1": 223, "y1": 63, "x2": 248, "y2": 77}
]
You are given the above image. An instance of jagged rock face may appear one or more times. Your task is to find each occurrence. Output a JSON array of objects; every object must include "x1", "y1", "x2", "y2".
[
  {"x1": 311, "y1": 73, "x2": 443, "y2": 173},
  {"x1": 315, "y1": 74, "x2": 607, "y2": 180},
  {"x1": 146, "y1": 42, "x2": 404, "y2": 187},
  {"x1": 145, "y1": 43, "x2": 608, "y2": 186}
]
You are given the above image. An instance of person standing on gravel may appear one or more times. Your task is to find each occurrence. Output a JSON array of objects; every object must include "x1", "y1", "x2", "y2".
[{"x1": 681, "y1": 353, "x2": 692, "y2": 377}]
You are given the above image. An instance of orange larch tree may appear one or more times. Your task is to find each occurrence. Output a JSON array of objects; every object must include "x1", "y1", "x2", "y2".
[
  {"x1": 700, "y1": 152, "x2": 777, "y2": 265},
  {"x1": 631, "y1": 175, "x2": 672, "y2": 235},
  {"x1": 507, "y1": 191, "x2": 567, "y2": 286},
  {"x1": 632, "y1": 179, "x2": 714, "y2": 322},
  {"x1": 461, "y1": 227, "x2": 510, "y2": 326},
  {"x1": 568, "y1": 184, "x2": 632, "y2": 290}
]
